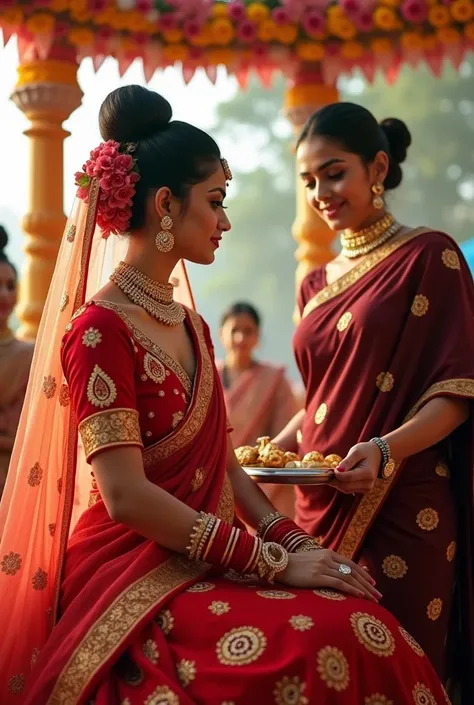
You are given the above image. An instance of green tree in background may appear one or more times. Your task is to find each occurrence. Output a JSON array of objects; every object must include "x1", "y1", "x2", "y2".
[{"x1": 192, "y1": 59, "x2": 474, "y2": 379}]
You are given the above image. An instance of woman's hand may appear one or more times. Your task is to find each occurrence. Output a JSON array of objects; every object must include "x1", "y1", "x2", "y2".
[
  {"x1": 276, "y1": 550, "x2": 382, "y2": 602},
  {"x1": 330, "y1": 442, "x2": 381, "y2": 494}
]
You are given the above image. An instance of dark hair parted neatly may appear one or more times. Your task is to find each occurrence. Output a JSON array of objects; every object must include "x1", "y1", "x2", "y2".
[
  {"x1": 297, "y1": 102, "x2": 412, "y2": 191},
  {"x1": 99, "y1": 85, "x2": 222, "y2": 229},
  {"x1": 0, "y1": 226, "x2": 16, "y2": 279},
  {"x1": 221, "y1": 302, "x2": 261, "y2": 329}
]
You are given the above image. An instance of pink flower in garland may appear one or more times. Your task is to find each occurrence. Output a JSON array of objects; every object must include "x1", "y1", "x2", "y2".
[
  {"x1": 354, "y1": 9, "x2": 374, "y2": 31},
  {"x1": 184, "y1": 18, "x2": 202, "y2": 39},
  {"x1": 88, "y1": 0, "x2": 108, "y2": 11},
  {"x1": 236, "y1": 20, "x2": 258, "y2": 43},
  {"x1": 340, "y1": 0, "x2": 361, "y2": 15},
  {"x1": 135, "y1": 0, "x2": 153, "y2": 11},
  {"x1": 74, "y1": 141, "x2": 140, "y2": 239},
  {"x1": 400, "y1": 0, "x2": 428, "y2": 23},
  {"x1": 160, "y1": 13, "x2": 178, "y2": 31},
  {"x1": 133, "y1": 32, "x2": 150, "y2": 46},
  {"x1": 302, "y1": 9, "x2": 325, "y2": 35},
  {"x1": 97, "y1": 26, "x2": 114, "y2": 41},
  {"x1": 272, "y1": 7, "x2": 291, "y2": 24},
  {"x1": 228, "y1": 2, "x2": 247, "y2": 21}
]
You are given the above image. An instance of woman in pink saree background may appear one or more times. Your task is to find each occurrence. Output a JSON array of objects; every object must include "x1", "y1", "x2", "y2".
[{"x1": 217, "y1": 302, "x2": 298, "y2": 516}]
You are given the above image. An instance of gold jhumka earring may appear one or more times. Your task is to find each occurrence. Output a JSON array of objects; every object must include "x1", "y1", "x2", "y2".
[
  {"x1": 371, "y1": 182, "x2": 385, "y2": 210},
  {"x1": 155, "y1": 215, "x2": 174, "y2": 253}
]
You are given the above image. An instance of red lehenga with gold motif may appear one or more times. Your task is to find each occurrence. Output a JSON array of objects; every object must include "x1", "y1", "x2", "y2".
[
  {"x1": 293, "y1": 228, "x2": 474, "y2": 699},
  {"x1": 17, "y1": 300, "x2": 449, "y2": 705}
]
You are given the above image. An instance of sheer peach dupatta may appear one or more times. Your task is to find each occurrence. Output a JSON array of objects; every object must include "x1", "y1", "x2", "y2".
[{"x1": 0, "y1": 181, "x2": 195, "y2": 703}]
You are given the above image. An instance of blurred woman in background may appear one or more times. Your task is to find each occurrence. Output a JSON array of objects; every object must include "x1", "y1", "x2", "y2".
[
  {"x1": 0, "y1": 226, "x2": 33, "y2": 498},
  {"x1": 218, "y1": 301, "x2": 298, "y2": 516}
]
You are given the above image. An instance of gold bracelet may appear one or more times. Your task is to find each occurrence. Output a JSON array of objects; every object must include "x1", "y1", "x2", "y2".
[
  {"x1": 257, "y1": 542, "x2": 289, "y2": 584},
  {"x1": 294, "y1": 538, "x2": 323, "y2": 553},
  {"x1": 256, "y1": 512, "x2": 285, "y2": 540},
  {"x1": 195, "y1": 514, "x2": 216, "y2": 561},
  {"x1": 186, "y1": 512, "x2": 206, "y2": 560},
  {"x1": 202, "y1": 517, "x2": 221, "y2": 561}
]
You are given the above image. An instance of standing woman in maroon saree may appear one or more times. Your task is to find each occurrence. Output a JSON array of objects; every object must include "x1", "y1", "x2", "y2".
[
  {"x1": 0, "y1": 87, "x2": 449, "y2": 705},
  {"x1": 273, "y1": 102, "x2": 474, "y2": 701}
]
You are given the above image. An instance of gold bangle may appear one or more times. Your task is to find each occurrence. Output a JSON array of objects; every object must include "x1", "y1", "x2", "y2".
[
  {"x1": 294, "y1": 538, "x2": 323, "y2": 553},
  {"x1": 186, "y1": 512, "x2": 206, "y2": 560},
  {"x1": 256, "y1": 512, "x2": 285, "y2": 539},
  {"x1": 202, "y1": 517, "x2": 221, "y2": 561},
  {"x1": 195, "y1": 514, "x2": 216, "y2": 561},
  {"x1": 257, "y1": 542, "x2": 289, "y2": 584}
]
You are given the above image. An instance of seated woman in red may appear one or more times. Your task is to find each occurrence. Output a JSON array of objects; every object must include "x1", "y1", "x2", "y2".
[{"x1": 0, "y1": 86, "x2": 449, "y2": 705}]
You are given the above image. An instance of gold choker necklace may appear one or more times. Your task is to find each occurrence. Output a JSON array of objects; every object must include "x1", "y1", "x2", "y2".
[
  {"x1": 341, "y1": 214, "x2": 401, "y2": 259},
  {"x1": 110, "y1": 261, "x2": 186, "y2": 327}
]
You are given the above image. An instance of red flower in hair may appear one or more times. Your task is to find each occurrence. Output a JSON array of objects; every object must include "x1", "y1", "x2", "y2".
[{"x1": 74, "y1": 140, "x2": 140, "y2": 238}]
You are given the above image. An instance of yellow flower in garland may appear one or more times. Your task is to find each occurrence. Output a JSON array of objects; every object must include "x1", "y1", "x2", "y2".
[
  {"x1": 373, "y1": 7, "x2": 399, "y2": 31},
  {"x1": 162, "y1": 28, "x2": 184, "y2": 43},
  {"x1": 437, "y1": 27, "x2": 461, "y2": 44},
  {"x1": 68, "y1": 27, "x2": 95, "y2": 46},
  {"x1": 1, "y1": 7, "x2": 23, "y2": 26},
  {"x1": 371, "y1": 37, "x2": 393, "y2": 54},
  {"x1": 247, "y1": 3, "x2": 270, "y2": 23},
  {"x1": 258, "y1": 18, "x2": 277, "y2": 42},
  {"x1": 26, "y1": 12, "x2": 55, "y2": 35},
  {"x1": 295, "y1": 41, "x2": 324, "y2": 61},
  {"x1": 211, "y1": 18, "x2": 235, "y2": 45},
  {"x1": 464, "y1": 21, "x2": 474, "y2": 40},
  {"x1": 400, "y1": 32, "x2": 424, "y2": 50},
  {"x1": 211, "y1": 3, "x2": 229, "y2": 18},
  {"x1": 163, "y1": 44, "x2": 189, "y2": 62},
  {"x1": 428, "y1": 4, "x2": 450, "y2": 27},
  {"x1": 341, "y1": 40, "x2": 364, "y2": 59},
  {"x1": 70, "y1": 8, "x2": 92, "y2": 22},
  {"x1": 327, "y1": 15, "x2": 357, "y2": 40},
  {"x1": 450, "y1": 0, "x2": 474, "y2": 23},
  {"x1": 189, "y1": 25, "x2": 213, "y2": 47},
  {"x1": 275, "y1": 24, "x2": 298, "y2": 44}
]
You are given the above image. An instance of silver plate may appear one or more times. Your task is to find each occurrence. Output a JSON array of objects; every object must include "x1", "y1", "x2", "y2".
[{"x1": 242, "y1": 466, "x2": 334, "y2": 485}]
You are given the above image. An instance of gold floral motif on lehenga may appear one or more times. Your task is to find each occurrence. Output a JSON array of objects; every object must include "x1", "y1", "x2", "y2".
[
  {"x1": 364, "y1": 695, "x2": 393, "y2": 705},
  {"x1": 313, "y1": 589, "x2": 346, "y2": 600},
  {"x1": 86, "y1": 365, "x2": 117, "y2": 408},
  {"x1": 143, "y1": 353, "x2": 166, "y2": 385},
  {"x1": 376, "y1": 372, "x2": 394, "y2": 393},
  {"x1": 142, "y1": 639, "x2": 159, "y2": 665},
  {"x1": 426, "y1": 598, "x2": 442, "y2": 621},
  {"x1": 27, "y1": 461, "x2": 43, "y2": 487},
  {"x1": 186, "y1": 581, "x2": 216, "y2": 593},
  {"x1": 336, "y1": 312, "x2": 352, "y2": 332},
  {"x1": 43, "y1": 375, "x2": 57, "y2": 399},
  {"x1": 411, "y1": 295, "x2": 429, "y2": 317},
  {"x1": 382, "y1": 555, "x2": 408, "y2": 580},
  {"x1": 191, "y1": 467, "x2": 207, "y2": 492},
  {"x1": 155, "y1": 608, "x2": 175, "y2": 635},
  {"x1": 177, "y1": 658, "x2": 197, "y2": 687},
  {"x1": 398, "y1": 626, "x2": 424, "y2": 657},
  {"x1": 274, "y1": 675, "x2": 309, "y2": 705},
  {"x1": 144, "y1": 686, "x2": 180, "y2": 705},
  {"x1": 447, "y1": 541, "x2": 456, "y2": 562},
  {"x1": 32, "y1": 567, "x2": 48, "y2": 591},
  {"x1": 350, "y1": 612, "x2": 395, "y2": 657},
  {"x1": 257, "y1": 590, "x2": 296, "y2": 600},
  {"x1": 416, "y1": 508, "x2": 439, "y2": 532},
  {"x1": 209, "y1": 600, "x2": 231, "y2": 615},
  {"x1": 48, "y1": 557, "x2": 208, "y2": 705},
  {"x1": 435, "y1": 461, "x2": 450, "y2": 477},
  {"x1": 8, "y1": 674, "x2": 25, "y2": 694},
  {"x1": 79, "y1": 408, "x2": 142, "y2": 460},
  {"x1": 216, "y1": 626, "x2": 266, "y2": 666},
  {"x1": 289, "y1": 615, "x2": 314, "y2": 631},
  {"x1": 338, "y1": 377, "x2": 474, "y2": 560},
  {"x1": 412, "y1": 682, "x2": 437, "y2": 705},
  {"x1": 317, "y1": 645, "x2": 350, "y2": 691},
  {"x1": 1, "y1": 551, "x2": 22, "y2": 576}
]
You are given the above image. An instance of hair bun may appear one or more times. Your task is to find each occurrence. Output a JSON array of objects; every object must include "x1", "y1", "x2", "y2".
[
  {"x1": 99, "y1": 85, "x2": 172, "y2": 143},
  {"x1": 379, "y1": 118, "x2": 412, "y2": 165},
  {"x1": 0, "y1": 226, "x2": 9, "y2": 251}
]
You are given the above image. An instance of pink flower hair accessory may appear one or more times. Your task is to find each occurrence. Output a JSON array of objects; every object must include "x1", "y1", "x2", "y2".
[{"x1": 74, "y1": 140, "x2": 140, "y2": 239}]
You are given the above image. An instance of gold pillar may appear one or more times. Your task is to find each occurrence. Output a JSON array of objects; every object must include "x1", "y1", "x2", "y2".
[
  {"x1": 284, "y1": 68, "x2": 339, "y2": 290},
  {"x1": 11, "y1": 51, "x2": 82, "y2": 340}
]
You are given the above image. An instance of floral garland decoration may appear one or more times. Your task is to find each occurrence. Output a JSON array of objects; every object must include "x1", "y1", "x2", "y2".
[{"x1": 74, "y1": 140, "x2": 140, "y2": 239}]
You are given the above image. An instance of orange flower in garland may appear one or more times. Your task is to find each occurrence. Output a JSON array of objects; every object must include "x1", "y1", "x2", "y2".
[
  {"x1": 374, "y1": 7, "x2": 399, "y2": 30},
  {"x1": 258, "y1": 18, "x2": 277, "y2": 42},
  {"x1": 400, "y1": 31, "x2": 424, "y2": 50},
  {"x1": 26, "y1": 12, "x2": 56, "y2": 35},
  {"x1": 450, "y1": 0, "x2": 474, "y2": 23},
  {"x1": 437, "y1": 27, "x2": 461, "y2": 44},
  {"x1": 341, "y1": 40, "x2": 364, "y2": 59},
  {"x1": 428, "y1": 4, "x2": 451, "y2": 27},
  {"x1": 464, "y1": 21, "x2": 474, "y2": 40},
  {"x1": 371, "y1": 37, "x2": 394, "y2": 54},
  {"x1": 295, "y1": 41, "x2": 325, "y2": 61},
  {"x1": 275, "y1": 24, "x2": 298, "y2": 44},
  {"x1": 211, "y1": 19, "x2": 235, "y2": 45},
  {"x1": 247, "y1": 3, "x2": 270, "y2": 23}
]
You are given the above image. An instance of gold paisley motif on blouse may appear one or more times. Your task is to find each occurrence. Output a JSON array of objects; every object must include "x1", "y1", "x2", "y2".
[
  {"x1": 350, "y1": 612, "x2": 395, "y2": 657},
  {"x1": 382, "y1": 555, "x2": 408, "y2": 580},
  {"x1": 274, "y1": 675, "x2": 309, "y2": 705},
  {"x1": 143, "y1": 352, "x2": 166, "y2": 384},
  {"x1": 86, "y1": 365, "x2": 117, "y2": 408},
  {"x1": 216, "y1": 626, "x2": 266, "y2": 666},
  {"x1": 317, "y1": 645, "x2": 350, "y2": 691},
  {"x1": 79, "y1": 408, "x2": 142, "y2": 461}
]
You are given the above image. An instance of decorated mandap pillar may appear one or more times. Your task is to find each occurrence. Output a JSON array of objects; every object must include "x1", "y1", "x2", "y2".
[
  {"x1": 11, "y1": 44, "x2": 82, "y2": 340},
  {"x1": 284, "y1": 67, "x2": 339, "y2": 291}
]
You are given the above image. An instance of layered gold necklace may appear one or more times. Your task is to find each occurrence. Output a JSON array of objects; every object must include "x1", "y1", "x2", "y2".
[
  {"x1": 110, "y1": 261, "x2": 186, "y2": 327},
  {"x1": 341, "y1": 213, "x2": 402, "y2": 259}
]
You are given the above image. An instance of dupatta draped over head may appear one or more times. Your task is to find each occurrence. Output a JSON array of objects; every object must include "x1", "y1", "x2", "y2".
[{"x1": 0, "y1": 180, "x2": 196, "y2": 702}]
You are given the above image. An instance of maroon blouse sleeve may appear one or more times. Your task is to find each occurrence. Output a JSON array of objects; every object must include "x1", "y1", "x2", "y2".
[{"x1": 61, "y1": 303, "x2": 143, "y2": 462}]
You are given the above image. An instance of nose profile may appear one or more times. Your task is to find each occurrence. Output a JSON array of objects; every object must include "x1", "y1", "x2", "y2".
[{"x1": 220, "y1": 211, "x2": 231, "y2": 232}]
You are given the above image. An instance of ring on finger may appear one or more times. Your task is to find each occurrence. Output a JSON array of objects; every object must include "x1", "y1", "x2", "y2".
[{"x1": 338, "y1": 563, "x2": 352, "y2": 576}]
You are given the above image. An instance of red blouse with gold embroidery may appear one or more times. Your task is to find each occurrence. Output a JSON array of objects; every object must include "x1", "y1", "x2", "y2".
[{"x1": 61, "y1": 301, "x2": 193, "y2": 462}]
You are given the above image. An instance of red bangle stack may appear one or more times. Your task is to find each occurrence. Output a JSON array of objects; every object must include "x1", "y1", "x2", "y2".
[{"x1": 257, "y1": 512, "x2": 322, "y2": 553}]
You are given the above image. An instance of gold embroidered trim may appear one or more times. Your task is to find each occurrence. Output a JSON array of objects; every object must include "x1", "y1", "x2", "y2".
[
  {"x1": 142, "y1": 310, "x2": 214, "y2": 468},
  {"x1": 79, "y1": 408, "x2": 143, "y2": 461},
  {"x1": 338, "y1": 377, "x2": 474, "y2": 559},
  {"x1": 302, "y1": 227, "x2": 430, "y2": 320},
  {"x1": 92, "y1": 301, "x2": 192, "y2": 396},
  {"x1": 215, "y1": 472, "x2": 235, "y2": 524},
  {"x1": 47, "y1": 557, "x2": 208, "y2": 705}
]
